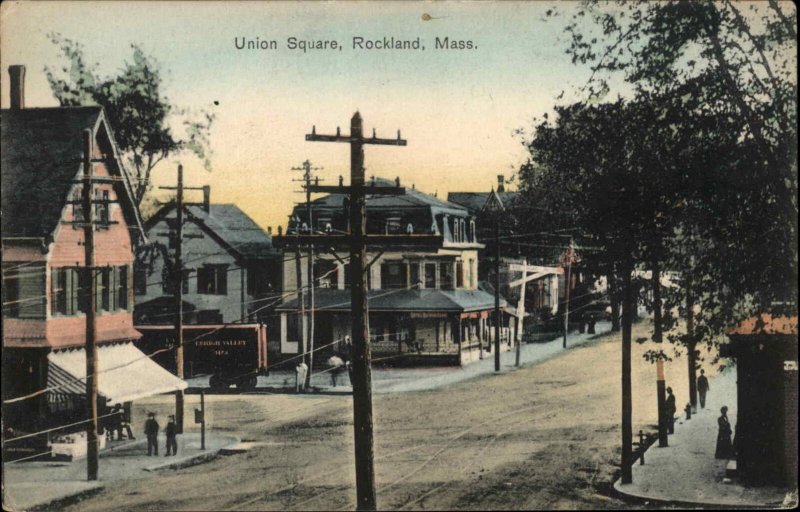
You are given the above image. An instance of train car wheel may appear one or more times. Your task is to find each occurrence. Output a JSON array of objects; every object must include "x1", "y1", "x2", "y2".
[
  {"x1": 238, "y1": 375, "x2": 257, "y2": 392},
  {"x1": 209, "y1": 374, "x2": 227, "y2": 390}
]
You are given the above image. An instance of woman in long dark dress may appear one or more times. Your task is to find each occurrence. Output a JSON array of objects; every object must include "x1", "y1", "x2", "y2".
[{"x1": 715, "y1": 406, "x2": 734, "y2": 459}]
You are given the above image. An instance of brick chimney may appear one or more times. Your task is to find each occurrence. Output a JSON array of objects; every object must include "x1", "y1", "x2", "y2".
[
  {"x1": 497, "y1": 175, "x2": 505, "y2": 193},
  {"x1": 9, "y1": 65, "x2": 25, "y2": 110},
  {"x1": 202, "y1": 185, "x2": 211, "y2": 212}
]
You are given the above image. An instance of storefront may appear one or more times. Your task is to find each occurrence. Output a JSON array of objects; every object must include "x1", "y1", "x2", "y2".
[{"x1": 3, "y1": 342, "x2": 186, "y2": 461}]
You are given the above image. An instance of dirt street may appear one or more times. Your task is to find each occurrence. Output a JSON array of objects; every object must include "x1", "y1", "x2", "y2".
[{"x1": 61, "y1": 322, "x2": 718, "y2": 511}]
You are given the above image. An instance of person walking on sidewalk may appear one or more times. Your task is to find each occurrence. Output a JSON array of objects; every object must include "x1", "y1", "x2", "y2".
[
  {"x1": 715, "y1": 406, "x2": 734, "y2": 459},
  {"x1": 144, "y1": 412, "x2": 159, "y2": 456},
  {"x1": 697, "y1": 369, "x2": 710, "y2": 409},
  {"x1": 327, "y1": 355, "x2": 345, "y2": 387},
  {"x1": 164, "y1": 415, "x2": 178, "y2": 456},
  {"x1": 665, "y1": 387, "x2": 677, "y2": 434}
]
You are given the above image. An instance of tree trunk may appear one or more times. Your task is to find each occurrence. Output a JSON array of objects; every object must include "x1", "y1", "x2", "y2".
[
  {"x1": 621, "y1": 259, "x2": 633, "y2": 484},
  {"x1": 609, "y1": 271, "x2": 621, "y2": 332},
  {"x1": 686, "y1": 280, "x2": 698, "y2": 411},
  {"x1": 653, "y1": 258, "x2": 667, "y2": 447}
]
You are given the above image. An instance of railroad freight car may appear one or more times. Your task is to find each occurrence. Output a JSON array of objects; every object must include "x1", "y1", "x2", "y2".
[{"x1": 135, "y1": 324, "x2": 267, "y2": 391}]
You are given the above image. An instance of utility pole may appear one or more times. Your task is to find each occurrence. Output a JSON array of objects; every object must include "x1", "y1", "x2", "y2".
[
  {"x1": 561, "y1": 239, "x2": 575, "y2": 349},
  {"x1": 686, "y1": 272, "x2": 697, "y2": 412},
  {"x1": 482, "y1": 190, "x2": 505, "y2": 372},
  {"x1": 294, "y1": 248, "x2": 306, "y2": 378},
  {"x1": 274, "y1": 113, "x2": 428, "y2": 511},
  {"x1": 293, "y1": 160, "x2": 323, "y2": 389},
  {"x1": 494, "y1": 213, "x2": 501, "y2": 372},
  {"x1": 621, "y1": 258, "x2": 634, "y2": 484},
  {"x1": 653, "y1": 258, "x2": 667, "y2": 447},
  {"x1": 81, "y1": 129, "x2": 99, "y2": 481},
  {"x1": 159, "y1": 165, "x2": 204, "y2": 433},
  {"x1": 515, "y1": 260, "x2": 526, "y2": 367}
]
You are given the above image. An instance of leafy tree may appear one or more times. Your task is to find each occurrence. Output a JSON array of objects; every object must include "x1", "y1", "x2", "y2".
[
  {"x1": 45, "y1": 33, "x2": 215, "y2": 206},
  {"x1": 555, "y1": 0, "x2": 797, "y2": 303}
]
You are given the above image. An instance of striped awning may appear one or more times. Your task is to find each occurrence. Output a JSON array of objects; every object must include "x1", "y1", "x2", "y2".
[
  {"x1": 47, "y1": 342, "x2": 187, "y2": 404},
  {"x1": 47, "y1": 362, "x2": 87, "y2": 396}
]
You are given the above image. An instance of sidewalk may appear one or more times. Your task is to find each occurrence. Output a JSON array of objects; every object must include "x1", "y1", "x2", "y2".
[
  {"x1": 186, "y1": 322, "x2": 612, "y2": 395},
  {"x1": 2, "y1": 432, "x2": 238, "y2": 511},
  {"x1": 614, "y1": 367, "x2": 792, "y2": 508}
]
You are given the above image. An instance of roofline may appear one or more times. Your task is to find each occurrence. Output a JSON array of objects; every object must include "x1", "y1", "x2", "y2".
[
  {"x1": 144, "y1": 203, "x2": 277, "y2": 261},
  {"x1": 93, "y1": 109, "x2": 146, "y2": 242}
]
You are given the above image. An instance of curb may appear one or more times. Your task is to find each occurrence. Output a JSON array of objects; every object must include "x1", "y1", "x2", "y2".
[
  {"x1": 143, "y1": 436, "x2": 241, "y2": 472},
  {"x1": 612, "y1": 480, "x2": 786, "y2": 510}
]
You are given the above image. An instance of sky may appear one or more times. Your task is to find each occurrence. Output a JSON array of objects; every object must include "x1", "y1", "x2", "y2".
[{"x1": 1, "y1": 1, "x2": 596, "y2": 230}]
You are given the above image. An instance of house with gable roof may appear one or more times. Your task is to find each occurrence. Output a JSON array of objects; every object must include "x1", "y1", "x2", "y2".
[
  {"x1": 1, "y1": 65, "x2": 186, "y2": 458},
  {"x1": 134, "y1": 192, "x2": 281, "y2": 327}
]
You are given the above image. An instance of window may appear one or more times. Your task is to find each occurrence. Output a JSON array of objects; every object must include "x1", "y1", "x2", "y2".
[
  {"x1": 96, "y1": 267, "x2": 110, "y2": 312},
  {"x1": 381, "y1": 261, "x2": 407, "y2": 289},
  {"x1": 424, "y1": 263, "x2": 437, "y2": 289},
  {"x1": 456, "y1": 261, "x2": 464, "y2": 288},
  {"x1": 409, "y1": 263, "x2": 421, "y2": 289},
  {"x1": 440, "y1": 262, "x2": 454, "y2": 290},
  {"x1": 385, "y1": 216, "x2": 402, "y2": 234},
  {"x1": 95, "y1": 189, "x2": 110, "y2": 227},
  {"x1": 286, "y1": 312, "x2": 300, "y2": 341},
  {"x1": 117, "y1": 266, "x2": 129, "y2": 310},
  {"x1": 161, "y1": 268, "x2": 190, "y2": 294},
  {"x1": 134, "y1": 268, "x2": 148, "y2": 295},
  {"x1": 52, "y1": 268, "x2": 68, "y2": 315},
  {"x1": 470, "y1": 220, "x2": 476, "y2": 242},
  {"x1": 197, "y1": 264, "x2": 227, "y2": 295},
  {"x1": 314, "y1": 260, "x2": 338, "y2": 289},
  {"x1": 71, "y1": 189, "x2": 83, "y2": 227},
  {"x1": 181, "y1": 270, "x2": 190, "y2": 294},
  {"x1": 2, "y1": 263, "x2": 45, "y2": 318}
]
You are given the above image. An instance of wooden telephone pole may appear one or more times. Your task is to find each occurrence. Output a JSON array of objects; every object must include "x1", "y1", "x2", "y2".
[
  {"x1": 560, "y1": 239, "x2": 576, "y2": 349},
  {"x1": 274, "y1": 112, "x2": 441, "y2": 511},
  {"x1": 292, "y1": 159, "x2": 323, "y2": 388},
  {"x1": 81, "y1": 129, "x2": 99, "y2": 481},
  {"x1": 159, "y1": 165, "x2": 204, "y2": 433}
]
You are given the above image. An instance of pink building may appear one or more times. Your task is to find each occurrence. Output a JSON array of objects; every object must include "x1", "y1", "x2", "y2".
[{"x1": 2, "y1": 65, "x2": 185, "y2": 460}]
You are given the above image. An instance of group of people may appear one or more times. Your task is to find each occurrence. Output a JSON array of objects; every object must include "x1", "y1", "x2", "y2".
[
  {"x1": 104, "y1": 404, "x2": 135, "y2": 441},
  {"x1": 143, "y1": 412, "x2": 179, "y2": 457},
  {"x1": 696, "y1": 369, "x2": 734, "y2": 459},
  {"x1": 660, "y1": 369, "x2": 733, "y2": 460}
]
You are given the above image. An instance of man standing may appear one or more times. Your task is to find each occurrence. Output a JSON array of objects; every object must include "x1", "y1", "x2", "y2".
[
  {"x1": 327, "y1": 355, "x2": 345, "y2": 387},
  {"x1": 144, "y1": 412, "x2": 159, "y2": 456},
  {"x1": 697, "y1": 369, "x2": 710, "y2": 409},
  {"x1": 665, "y1": 387, "x2": 677, "y2": 434},
  {"x1": 165, "y1": 415, "x2": 178, "y2": 456}
]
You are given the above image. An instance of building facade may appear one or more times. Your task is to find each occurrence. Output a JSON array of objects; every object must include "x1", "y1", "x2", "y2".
[
  {"x1": 134, "y1": 197, "x2": 281, "y2": 326},
  {"x1": 276, "y1": 178, "x2": 513, "y2": 366},
  {"x1": 1, "y1": 65, "x2": 186, "y2": 459}
]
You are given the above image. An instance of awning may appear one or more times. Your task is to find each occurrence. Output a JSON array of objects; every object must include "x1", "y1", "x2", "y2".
[{"x1": 47, "y1": 343, "x2": 187, "y2": 404}]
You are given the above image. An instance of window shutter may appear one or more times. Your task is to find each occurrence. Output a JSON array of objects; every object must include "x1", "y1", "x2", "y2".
[
  {"x1": 66, "y1": 268, "x2": 76, "y2": 315},
  {"x1": 94, "y1": 269, "x2": 103, "y2": 313},
  {"x1": 18, "y1": 263, "x2": 46, "y2": 318},
  {"x1": 111, "y1": 266, "x2": 118, "y2": 311},
  {"x1": 51, "y1": 268, "x2": 59, "y2": 315}
]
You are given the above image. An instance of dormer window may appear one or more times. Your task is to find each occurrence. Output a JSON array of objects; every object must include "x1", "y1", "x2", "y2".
[{"x1": 386, "y1": 215, "x2": 402, "y2": 234}]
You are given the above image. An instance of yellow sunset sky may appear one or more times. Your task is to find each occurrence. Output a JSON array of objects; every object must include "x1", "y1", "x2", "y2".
[{"x1": 1, "y1": 1, "x2": 598, "y2": 230}]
